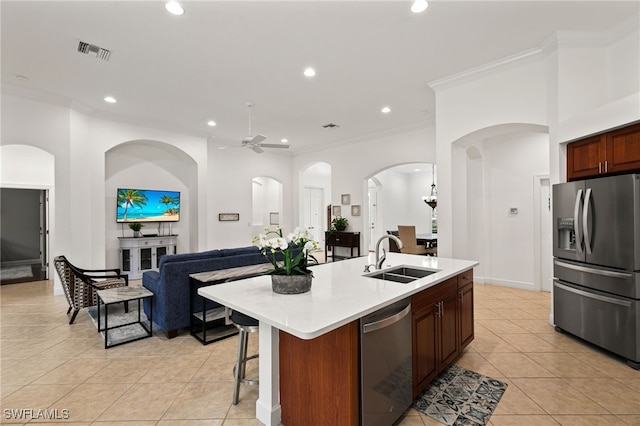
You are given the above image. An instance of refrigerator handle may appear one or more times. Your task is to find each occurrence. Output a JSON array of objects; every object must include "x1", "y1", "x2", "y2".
[
  {"x1": 583, "y1": 187, "x2": 592, "y2": 254},
  {"x1": 574, "y1": 189, "x2": 583, "y2": 255}
]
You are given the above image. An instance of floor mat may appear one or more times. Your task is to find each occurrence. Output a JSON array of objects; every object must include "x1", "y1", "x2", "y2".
[{"x1": 412, "y1": 364, "x2": 507, "y2": 425}]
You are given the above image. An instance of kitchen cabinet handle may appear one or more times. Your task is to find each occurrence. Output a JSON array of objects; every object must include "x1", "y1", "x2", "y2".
[
  {"x1": 574, "y1": 189, "x2": 584, "y2": 256},
  {"x1": 554, "y1": 280, "x2": 632, "y2": 307},
  {"x1": 553, "y1": 259, "x2": 632, "y2": 279},
  {"x1": 583, "y1": 188, "x2": 592, "y2": 254},
  {"x1": 459, "y1": 290, "x2": 463, "y2": 304},
  {"x1": 362, "y1": 303, "x2": 411, "y2": 334},
  {"x1": 605, "y1": 161, "x2": 608, "y2": 173},
  {"x1": 599, "y1": 162, "x2": 602, "y2": 173}
]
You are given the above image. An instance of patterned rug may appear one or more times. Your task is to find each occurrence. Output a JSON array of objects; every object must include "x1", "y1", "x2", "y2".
[
  {"x1": 412, "y1": 364, "x2": 508, "y2": 425},
  {"x1": 87, "y1": 304, "x2": 153, "y2": 347}
]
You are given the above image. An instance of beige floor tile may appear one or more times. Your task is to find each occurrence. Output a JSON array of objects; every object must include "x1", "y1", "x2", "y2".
[
  {"x1": 483, "y1": 353, "x2": 555, "y2": 378},
  {"x1": 565, "y1": 378, "x2": 640, "y2": 414},
  {"x1": 551, "y1": 415, "x2": 629, "y2": 425},
  {"x1": 511, "y1": 378, "x2": 611, "y2": 415},
  {"x1": 97, "y1": 382, "x2": 187, "y2": 421},
  {"x1": 1, "y1": 385, "x2": 23, "y2": 400},
  {"x1": 191, "y1": 355, "x2": 237, "y2": 382},
  {"x1": 491, "y1": 308, "x2": 538, "y2": 320},
  {"x1": 137, "y1": 355, "x2": 207, "y2": 383},
  {"x1": 47, "y1": 383, "x2": 132, "y2": 422},
  {"x1": 455, "y1": 351, "x2": 504, "y2": 378},
  {"x1": 510, "y1": 319, "x2": 555, "y2": 334},
  {"x1": 0, "y1": 357, "x2": 68, "y2": 386},
  {"x1": 474, "y1": 308, "x2": 505, "y2": 320},
  {"x1": 489, "y1": 414, "x2": 561, "y2": 425},
  {"x1": 521, "y1": 306, "x2": 552, "y2": 320},
  {"x1": 0, "y1": 339, "x2": 61, "y2": 359},
  {"x1": 491, "y1": 379, "x2": 546, "y2": 415},
  {"x1": 162, "y1": 381, "x2": 234, "y2": 420},
  {"x1": 84, "y1": 357, "x2": 159, "y2": 384},
  {"x1": 476, "y1": 319, "x2": 529, "y2": 334},
  {"x1": 466, "y1": 333, "x2": 518, "y2": 354},
  {"x1": 571, "y1": 352, "x2": 638, "y2": 378},
  {"x1": 0, "y1": 384, "x2": 76, "y2": 417},
  {"x1": 157, "y1": 421, "x2": 224, "y2": 425},
  {"x1": 536, "y1": 332, "x2": 596, "y2": 353},
  {"x1": 618, "y1": 414, "x2": 640, "y2": 425},
  {"x1": 525, "y1": 353, "x2": 605, "y2": 378},
  {"x1": 218, "y1": 420, "x2": 265, "y2": 426},
  {"x1": 500, "y1": 334, "x2": 563, "y2": 353},
  {"x1": 614, "y1": 376, "x2": 640, "y2": 393},
  {"x1": 33, "y1": 358, "x2": 111, "y2": 385}
]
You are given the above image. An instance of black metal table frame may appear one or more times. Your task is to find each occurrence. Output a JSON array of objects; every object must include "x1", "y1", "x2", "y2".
[
  {"x1": 97, "y1": 293, "x2": 153, "y2": 349},
  {"x1": 190, "y1": 277, "x2": 238, "y2": 345}
]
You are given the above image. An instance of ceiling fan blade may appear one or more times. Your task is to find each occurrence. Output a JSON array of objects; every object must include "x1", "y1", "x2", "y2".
[
  {"x1": 252, "y1": 145, "x2": 264, "y2": 153},
  {"x1": 251, "y1": 134, "x2": 267, "y2": 144},
  {"x1": 260, "y1": 143, "x2": 290, "y2": 149}
]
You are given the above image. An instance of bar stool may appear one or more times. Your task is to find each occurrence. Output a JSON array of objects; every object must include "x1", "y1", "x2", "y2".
[{"x1": 231, "y1": 310, "x2": 259, "y2": 405}]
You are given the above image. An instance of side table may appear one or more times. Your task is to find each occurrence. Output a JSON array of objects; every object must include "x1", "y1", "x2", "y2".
[
  {"x1": 97, "y1": 286, "x2": 153, "y2": 349},
  {"x1": 189, "y1": 263, "x2": 271, "y2": 345}
]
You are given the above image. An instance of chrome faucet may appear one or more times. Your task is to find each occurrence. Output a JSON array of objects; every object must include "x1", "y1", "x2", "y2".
[{"x1": 375, "y1": 234, "x2": 403, "y2": 270}]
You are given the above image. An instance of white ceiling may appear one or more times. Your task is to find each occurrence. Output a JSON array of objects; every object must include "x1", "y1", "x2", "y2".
[{"x1": 2, "y1": 1, "x2": 638, "y2": 154}]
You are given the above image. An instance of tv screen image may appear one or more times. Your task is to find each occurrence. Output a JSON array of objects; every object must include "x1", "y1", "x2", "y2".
[{"x1": 116, "y1": 188, "x2": 180, "y2": 223}]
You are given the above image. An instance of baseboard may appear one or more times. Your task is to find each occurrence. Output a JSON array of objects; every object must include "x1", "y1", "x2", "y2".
[{"x1": 476, "y1": 277, "x2": 536, "y2": 291}]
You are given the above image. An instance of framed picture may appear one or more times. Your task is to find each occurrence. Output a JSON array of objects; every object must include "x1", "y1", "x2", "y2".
[
  {"x1": 332, "y1": 205, "x2": 342, "y2": 217},
  {"x1": 219, "y1": 213, "x2": 239, "y2": 221},
  {"x1": 341, "y1": 194, "x2": 351, "y2": 205},
  {"x1": 270, "y1": 212, "x2": 280, "y2": 225},
  {"x1": 351, "y1": 205, "x2": 361, "y2": 216}
]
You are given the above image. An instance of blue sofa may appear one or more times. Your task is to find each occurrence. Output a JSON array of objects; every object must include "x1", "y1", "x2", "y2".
[{"x1": 142, "y1": 246, "x2": 269, "y2": 337}]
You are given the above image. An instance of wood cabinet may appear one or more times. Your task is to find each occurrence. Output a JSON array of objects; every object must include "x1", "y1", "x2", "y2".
[
  {"x1": 567, "y1": 122, "x2": 640, "y2": 181},
  {"x1": 411, "y1": 269, "x2": 474, "y2": 397},
  {"x1": 279, "y1": 321, "x2": 359, "y2": 425},
  {"x1": 325, "y1": 231, "x2": 360, "y2": 261},
  {"x1": 458, "y1": 270, "x2": 474, "y2": 350},
  {"x1": 118, "y1": 235, "x2": 177, "y2": 279}
]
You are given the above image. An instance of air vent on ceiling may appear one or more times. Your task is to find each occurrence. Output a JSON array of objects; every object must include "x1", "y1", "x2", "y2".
[
  {"x1": 322, "y1": 123, "x2": 340, "y2": 129},
  {"x1": 77, "y1": 41, "x2": 111, "y2": 61}
]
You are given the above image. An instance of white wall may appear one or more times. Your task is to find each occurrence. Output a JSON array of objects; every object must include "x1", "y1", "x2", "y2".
[{"x1": 293, "y1": 125, "x2": 436, "y2": 252}]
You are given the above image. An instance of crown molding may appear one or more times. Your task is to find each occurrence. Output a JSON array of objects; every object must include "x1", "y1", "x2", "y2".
[{"x1": 429, "y1": 15, "x2": 639, "y2": 92}]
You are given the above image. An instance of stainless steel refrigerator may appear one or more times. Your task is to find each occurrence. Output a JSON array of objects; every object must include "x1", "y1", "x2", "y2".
[{"x1": 552, "y1": 173, "x2": 640, "y2": 369}]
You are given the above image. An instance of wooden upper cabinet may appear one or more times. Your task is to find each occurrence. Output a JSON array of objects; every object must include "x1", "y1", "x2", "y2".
[
  {"x1": 567, "y1": 122, "x2": 640, "y2": 181},
  {"x1": 567, "y1": 135, "x2": 605, "y2": 181},
  {"x1": 606, "y1": 123, "x2": 640, "y2": 174}
]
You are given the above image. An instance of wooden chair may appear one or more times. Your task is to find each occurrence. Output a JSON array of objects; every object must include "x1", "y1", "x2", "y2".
[
  {"x1": 397, "y1": 226, "x2": 429, "y2": 255},
  {"x1": 53, "y1": 255, "x2": 128, "y2": 324},
  {"x1": 386, "y1": 230, "x2": 402, "y2": 253}
]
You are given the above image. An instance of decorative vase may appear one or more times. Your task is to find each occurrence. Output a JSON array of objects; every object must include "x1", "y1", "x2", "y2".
[
  {"x1": 271, "y1": 274, "x2": 312, "y2": 294},
  {"x1": 133, "y1": 231, "x2": 141, "y2": 238}
]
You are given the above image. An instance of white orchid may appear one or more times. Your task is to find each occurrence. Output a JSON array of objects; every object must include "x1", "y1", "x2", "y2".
[{"x1": 252, "y1": 226, "x2": 320, "y2": 276}]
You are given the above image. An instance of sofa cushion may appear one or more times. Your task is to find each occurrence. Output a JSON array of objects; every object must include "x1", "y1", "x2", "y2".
[
  {"x1": 220, "y1": 246, "x2": 260, "y2": 257},
  {"x1": 158, "y1": 249, "x2": 221, "y2": 270}
]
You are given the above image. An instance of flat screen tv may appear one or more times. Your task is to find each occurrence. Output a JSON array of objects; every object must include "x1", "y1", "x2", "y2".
[{"x1": 116, "y1": 188, "x2": 180, "y2": 223}]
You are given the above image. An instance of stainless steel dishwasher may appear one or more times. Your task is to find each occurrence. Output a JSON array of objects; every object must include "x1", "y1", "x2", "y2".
[{"x1": 360, "y1": 298, "x2": 412, "y2": 426}]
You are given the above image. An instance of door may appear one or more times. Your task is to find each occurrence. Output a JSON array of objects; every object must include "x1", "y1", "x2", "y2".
[
  {"x1": 584, "y1": 174, "x2": 640, "y2": 270},
  {"x1": 368, "y1": 186, "x2": 378, "y2": 252},
  {"x1": 0, "y1": 188, "x2": 48, "y2": 283},
  {"x1": 552, "y1": 181, "x2": 586, "y2": 262},
  {"x1": 303, "y1": 187, "x2": 323, "y2": 243},
  {"x1": 540, "y1": 178, "x2": 552, "y2": 291}
]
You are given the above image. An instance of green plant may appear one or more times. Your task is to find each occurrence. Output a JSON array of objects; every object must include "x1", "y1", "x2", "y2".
[
  {"x1": 252, "y1": 227, "x2": 320, "y2": 276},
  {"x1": 128, "y1": 222, "x2": 143, "y2": 232},
  {"x1": 331, "y1": 216, "x2": 348, "y2": 231}
]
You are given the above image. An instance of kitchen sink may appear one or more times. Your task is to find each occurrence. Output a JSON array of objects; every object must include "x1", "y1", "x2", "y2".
[{"x1": 365, "y1": 265, "x2": 437, "y2": 284}]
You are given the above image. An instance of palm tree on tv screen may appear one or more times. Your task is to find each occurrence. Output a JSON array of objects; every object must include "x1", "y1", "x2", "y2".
[
  {"x1": 159, "y1": 194, "x2": 177, "y2": 216},
  {"x1": 118, "y1": 189, "x2": 148, "y2": 221}
]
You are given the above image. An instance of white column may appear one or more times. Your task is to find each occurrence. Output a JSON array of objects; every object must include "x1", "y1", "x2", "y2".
[{"x1": 255, "y1": 322, "x2": 282, "y2": 426}]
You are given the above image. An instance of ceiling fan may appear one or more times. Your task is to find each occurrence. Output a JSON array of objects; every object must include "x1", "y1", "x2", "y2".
[{"x1": 241, "y1": 102, "x2": 289, "y2": 153}]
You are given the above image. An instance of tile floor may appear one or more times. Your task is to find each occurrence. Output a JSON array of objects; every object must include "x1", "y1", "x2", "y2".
[{"x1": 1, "y1": 279, "x2": 639, "y2": 425}]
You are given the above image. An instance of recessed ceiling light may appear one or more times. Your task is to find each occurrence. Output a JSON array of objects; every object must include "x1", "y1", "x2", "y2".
[
  {"x1": 411, "y1": 0, "x2": 429, "y2": 13},
  {"x1": 381, "y1": 106, "x2": 391, "y2": 114},
  {"x1": 165, "y1": 1, "x2": 185, "y2": 15},
  {"x1": 104, "y1": 96, "x2": 117, "y2": 104},
  {"x1": 303, "y1": 67, "x2": 316, "y2": 77},
  {"x1": 207, "y1": 120, "x2": 216, "y2": 127},
  {"x1": 281, "y1": 138, "x2": 288, "y2": 144}
]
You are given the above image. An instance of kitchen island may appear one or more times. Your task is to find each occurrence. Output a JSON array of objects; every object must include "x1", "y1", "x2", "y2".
[{"x1": 199, "y1": 252, "x2": 477, "y2": 426}]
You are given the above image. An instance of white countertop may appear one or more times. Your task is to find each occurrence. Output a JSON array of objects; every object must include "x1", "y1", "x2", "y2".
[{"x1": 198, "y1": 253, "x2": 478, "y2": 340}]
